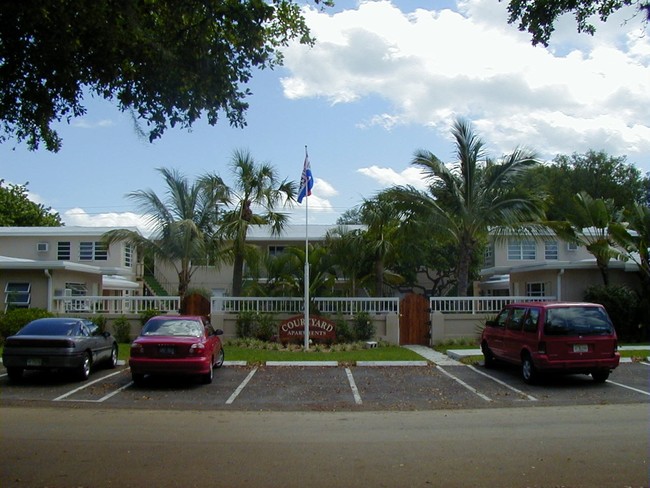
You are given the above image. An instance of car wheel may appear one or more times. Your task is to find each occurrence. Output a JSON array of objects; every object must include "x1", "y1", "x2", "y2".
[
  {"x1": 215, "y1": 348, "x2": 225, "y2": 369},
  {"x1": 202, "y1": 361, "x2": 214, "y2": 384},
  {"x1": 7, "y1": 367, "x2": 23, "y2": 381},
  {"x1": 592, "y1": 370, "x2": 610, "y2": 383},
  {"x1": 132, "y1": 372, "x2": 145, "y2": 386},
  {"x1": 108, "y1": 344, "x2": 118, "y2": 369},
  {"x1": 482, "y1": 343, "x2": 495, "y2": 369},
  {"x1": 78, "y1": 353, "x2": 92, "y2": 381},
  {"x1": 521, "y1": 354, "x2": 538, "y2": 384}
]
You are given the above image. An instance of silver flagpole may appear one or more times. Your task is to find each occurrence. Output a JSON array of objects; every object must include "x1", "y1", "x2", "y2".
[{"x1": 303, "y1": 146, "x2": 310, "y2": 351}]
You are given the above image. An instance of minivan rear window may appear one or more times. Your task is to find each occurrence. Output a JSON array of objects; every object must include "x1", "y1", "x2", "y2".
[{"x1": 544, "y1": 306, "x2": 614, "y2": 336}]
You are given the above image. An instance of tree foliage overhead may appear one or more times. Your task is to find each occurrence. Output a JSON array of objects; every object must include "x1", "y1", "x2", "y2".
[
  {"x1": 504, "y1": 0, "x2": 650, "y2": 46},
  {"x1": 0, "y1": 0, "x2": 329, "y2": 152},
  {"x1": 0, "y1": 180, "x2": 62, "y2": 226}
]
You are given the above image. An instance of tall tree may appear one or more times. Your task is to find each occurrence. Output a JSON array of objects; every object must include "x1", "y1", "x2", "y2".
[
  {"x1": 389, "y1": 118, "x2": 543, "y2": 296},
  {"x1": 0, "y1": 0, "x2": 330, "y2": 152},
  {"x1": 103, "y1": 168, "x2": 228, "y2": 301},
  {"x1": 505, "y1": 0, "x2": 650, "y2": 46},
  {"x1": 520, "y1": 150, "x2": 648, "y2": 221},
  {"x1": 611, "y1": 203, "x2": 650, "y2": 283},
  {"x1": 218, "y1": 149, "x2": 295, "y2": 296},
  {"x1": 0, "y1": 180, "x2": 62, "y2": 226}
]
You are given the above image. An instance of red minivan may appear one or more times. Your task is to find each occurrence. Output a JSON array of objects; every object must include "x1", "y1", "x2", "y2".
[{"x1": 481, "y1": 302, "x2": 620, "y2": 384}]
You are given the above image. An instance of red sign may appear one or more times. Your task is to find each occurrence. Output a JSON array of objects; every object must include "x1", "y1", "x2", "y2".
[{"x1": 279, "y1": 315, "x2": 337, "y2": 342}]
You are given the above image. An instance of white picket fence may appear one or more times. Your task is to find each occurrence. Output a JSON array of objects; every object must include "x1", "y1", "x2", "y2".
[
  {"x1": 430, "y1": 296, "x2": 556, "y2": 314},
  {"x1": 52, "y1": 295, "x2": 554, "y2": 316}
]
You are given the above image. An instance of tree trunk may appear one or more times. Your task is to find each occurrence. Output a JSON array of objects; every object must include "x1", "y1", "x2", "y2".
[
  {"x1": 456, "y1": 243, "x2": 473, "y2": 297},
  {"x1": 232, "y1": 252, "x2": 244, "y2": 296}
]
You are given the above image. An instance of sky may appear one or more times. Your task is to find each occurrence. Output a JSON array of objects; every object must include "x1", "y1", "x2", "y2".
[{"x1": 1, "y1": 0, "x2": 649, "y2": 234}]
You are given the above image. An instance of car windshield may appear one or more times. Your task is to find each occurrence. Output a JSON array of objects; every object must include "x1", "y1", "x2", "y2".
[
  {"x1": 544, "y1": 307, "x2": 614, "y2": 336},
  {"x1": 17, "y1": 320, "x2": 79, "y2": 336},
  {"x1": 142, "y1": 319, "x2": 203, "y2": 337}
]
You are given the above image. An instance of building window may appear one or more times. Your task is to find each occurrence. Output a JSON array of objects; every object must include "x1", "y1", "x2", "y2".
[
  {"x1": 268, "y1": 246, "x2": 286, "y2": 257},
  {"x1": 526, "y1": 282, "x2": 546, "y2": 297},
  {"x1": 80, "y1": 241, "x2": 108, "y2": 261},
  {"x1": 544, "y1": 240, "x2": 558, "y2": 260},
  {"x1": 124, "y1": 243, "x2": 133, "y2": 267},
  {"x1": 65, "y1": 283, "x2": 87, "y2": 296},
  {"x1": 58, "y1": 241, "x2": 71, "y2": 260},
  {"x1": 567, "y1": 242, "x2": 578, "y2": 251},
  {"x1": 508, "y1": 239, "x2": 536, "y2": 260},
  {"x1": 483, "y1": 243, "x2": 494, "y2": 267},
  {"x1": 5, "y1": 282, "x2": 31, "y2": 310}
]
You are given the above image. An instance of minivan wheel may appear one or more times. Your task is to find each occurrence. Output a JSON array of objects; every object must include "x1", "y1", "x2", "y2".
[
  {"x1": 521, "y1": 355, "x2": 538, "y2": 384},
  {"x1": 482, "y1": 343, "x2": 496, "y2": 369},
  {"x1": 592, "y1": 370, "x2": 610, "y2": 383}
]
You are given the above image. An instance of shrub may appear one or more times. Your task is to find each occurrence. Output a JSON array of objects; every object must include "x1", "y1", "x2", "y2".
[
  {"x1": 353, "y1": 311, "x2": 375, "y2": 341},
  {"x1": 255, "y1": 313, "x2": 277, "y2": 342},
  {"x1": 235, "y1": 311, "x2": 277, "y2": 341},
  {"x1": 112, "y1": 316, "x2": 132, "y2": 343},
  {"x1": 0, "y1": 308, "x2": 53, "y2": 340},
  {"x1": 236, "y1": 311, "x2": 257, "y2": 338},
  {"x1": 94, "y1": 314, "x2": 107, "y2": 333},
  {"x1": 333, "y1": 313, "x2": 354, "y2": 343},
  {"x1": 584, "y1": 285, "x2": 641, "y2": 341}
]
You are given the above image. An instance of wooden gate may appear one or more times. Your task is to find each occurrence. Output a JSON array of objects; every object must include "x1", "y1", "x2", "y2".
[
  {"x1": 399, "y1": 293, "x2": 430, "y2": 345},
  {"x1": 181, "y1": 293, "x2": 211, "y2": 317}
]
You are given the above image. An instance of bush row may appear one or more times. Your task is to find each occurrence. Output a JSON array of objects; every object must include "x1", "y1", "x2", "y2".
[{"x1": 235, "y1": 311, "x2": 376, "y2": 344}]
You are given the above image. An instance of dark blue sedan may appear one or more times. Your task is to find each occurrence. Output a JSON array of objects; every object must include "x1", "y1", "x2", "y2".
[{"x1": 2, "y1": 317, "x2": 118, "y2": 381}]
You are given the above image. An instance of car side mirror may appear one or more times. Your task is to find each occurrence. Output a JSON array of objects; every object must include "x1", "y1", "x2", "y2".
[
  {"x1": 102, "y1": 331, "x2": 111, "y2": 338},
  {"x1": 215, "y1": 329, "x2": 224, "y2": 336},
  {"x1": 485, "y1": 320, "x2": 496, "y2": 328}
]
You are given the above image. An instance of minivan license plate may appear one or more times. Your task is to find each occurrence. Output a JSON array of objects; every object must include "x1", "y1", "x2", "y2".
[{"x1": 573, "y1": 344, "x2": 589, "y2": 353}]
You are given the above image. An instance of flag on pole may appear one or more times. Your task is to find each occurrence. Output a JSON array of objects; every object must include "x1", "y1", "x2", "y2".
[{"x1": 297, "y1": 150, "x2": 314, "y2": 204}]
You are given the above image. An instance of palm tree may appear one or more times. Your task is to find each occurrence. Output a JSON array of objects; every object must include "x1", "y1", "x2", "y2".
[
  {"x1": 389, "y1": 118, "x2": 543, "y2": 296},
  {"x1": 218, "y1": 149, "x2": 296, "y2": 296},
  {"x1": 325, "y1": 225, "x2": 371, "y2": 297},
  {"x1": 359, "y1": 194, "x2": 403, "y2": 296},
  {"x1": 549, "y1": 192, "x2": 623, "y2": 286},
  {"x1": 103, "y1": 168, "x2": 229, "y2": 301}
]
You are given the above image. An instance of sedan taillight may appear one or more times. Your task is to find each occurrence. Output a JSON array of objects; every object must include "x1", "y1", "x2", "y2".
[{"x1": 189, "y1": 343, "x2": 205, "y2": 355}]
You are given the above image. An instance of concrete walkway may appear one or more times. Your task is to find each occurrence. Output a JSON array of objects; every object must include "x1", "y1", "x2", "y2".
[{"x1": 403, "y1": 344, "x2": 462, "y2": 366}]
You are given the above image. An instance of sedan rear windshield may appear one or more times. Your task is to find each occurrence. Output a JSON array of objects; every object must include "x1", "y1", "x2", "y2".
[
  {"x1": 142, "y1": 320, "x2": 202, "y2": 337},
  {"x1": 17, "y1": 320, "x2": 78, "y2": 336},
  {"x1": 544, "y1": 307, "x2": 614, "y2": 336}
]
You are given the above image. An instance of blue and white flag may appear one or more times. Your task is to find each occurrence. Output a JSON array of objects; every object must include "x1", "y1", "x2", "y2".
[{"x1": 297, "y1": 151, "x2": 314, "y2": 204}]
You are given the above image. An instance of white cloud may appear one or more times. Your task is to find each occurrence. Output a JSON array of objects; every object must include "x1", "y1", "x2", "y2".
[
  {"x1": 281, "y1": 0, "x2": 650, "y2": 164},
  {"x1": 63, "y1": 208, "x2": 155, "y2": 235},
  {"x1": 71, "y1": 119, "x2": 114, "y2": 129},
  {"x1": 357, "y1": 165, "x2": 428, "y2": 190}
]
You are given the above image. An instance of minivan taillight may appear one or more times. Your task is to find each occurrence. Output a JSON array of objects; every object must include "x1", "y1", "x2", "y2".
[{"x1": 538, "y1": 341, "x2": 547, "y2": 354}]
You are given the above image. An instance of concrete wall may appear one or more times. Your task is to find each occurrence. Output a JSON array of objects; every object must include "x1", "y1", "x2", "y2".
[{"x1": 430, "y1": 312, "x2": 491, "y2": 345}]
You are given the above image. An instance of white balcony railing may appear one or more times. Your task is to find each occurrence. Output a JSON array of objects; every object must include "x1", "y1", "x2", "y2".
[
  {"x1": 430, "y1": 296, "x2": 556, "y2": 314},
  {"x1": 52, "y1": 296, "x2": 181, "y2": 315}
]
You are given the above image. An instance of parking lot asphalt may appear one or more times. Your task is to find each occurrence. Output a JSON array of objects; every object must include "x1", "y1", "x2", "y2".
[{"x1": 1, "y1": 346, "x2": 648, "y2": 412}]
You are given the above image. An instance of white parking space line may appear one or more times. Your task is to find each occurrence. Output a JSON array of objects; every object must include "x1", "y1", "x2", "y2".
[
  {"x1": 345, "y1": 367, "x2": 362, "y2": 405},
  {"x1": 467, "y1": 365, "x2": 538, "y2": 401},
  {"x1": 53, "y1": 370, "x2": 125, "y2": 402},
  {"x1": 436, "y1": 365, "x2": 492, "y2": 402},
  {"x1": 640, "y1": 362, "x2": 650, "y2": 367},
  {"x1": 0, "y1": 373, "x2": 7, "y2": 378},
  {"x1": 606, "y1": 379, "x2": 650, "y2": 396},
  {"x1": 226, "y1": 367, "x2": 258, "y2": 405}
]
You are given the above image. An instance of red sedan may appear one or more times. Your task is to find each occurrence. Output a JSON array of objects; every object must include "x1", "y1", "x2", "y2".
[{"x1": 129, "y1": 315, "x2": 224, "y2": 385}]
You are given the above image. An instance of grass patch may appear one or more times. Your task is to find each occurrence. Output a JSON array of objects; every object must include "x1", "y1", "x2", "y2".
[{"x1": 225, "y1": 342, "x2": 424, "y2": 364}]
